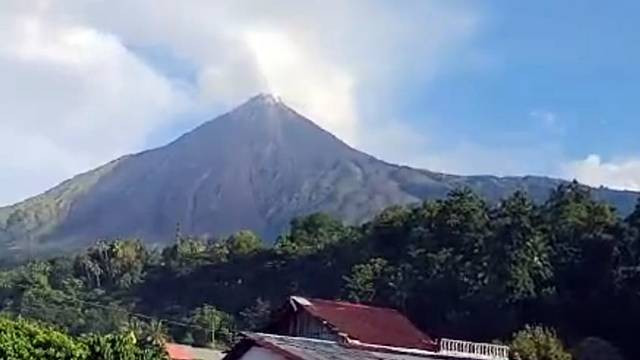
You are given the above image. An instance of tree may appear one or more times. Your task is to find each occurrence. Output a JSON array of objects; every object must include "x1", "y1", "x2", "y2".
[
  {"x1": 145, "y1": 320, "x2": 168, "y2": 345},
  {"x1": 625, "y1": 198, "x2": 640, "y2": 231},
  {"x1": 490, "y1": 191, "x2": 553, "y2": 302},
  {"x1": 185, "y1": 305, "x2": 235, "y2": 348},
  {"x1": 619, "y1": 199, "x2": 640, "y2": 269},
  {"x1": 573, "y1": 337, "x2": 624, "y2": 360},
  {"x1": 365, "y1": 205, "x2": 414, "y2": 260},
  {"x1": 510, "y1": 325, "x2": 571, "y2": 360},
  {"x1": 161, "y1": 236, "x2": 209, "y2": 272},
  {"x1": 0, "y1": 317, "x2": 87, "y2": 360},
  {"x1": 239, "y1": 298, "x2": 272, "y2": 330},
  {"x1": 276, "y1": 213, "x2": 349, "y2": 256},
  {"x1": 544, "y1": 182, "x2": 618, "y2": 284},
  {"x1": 429, "y1": 189, "x2": 491, "y2": 296},
  {"x1": 82, "y1": 331, "x2": 168, "y2": 360},
  {"x1": 0, "y1": 317, "x2": 167, "y2": 360},
  {"x1": 543, "y1": 182, "x2": 620, "y2": 334},
  {"x1": 343, "y1": 258, "x2": 389, "y2": 303},
  {"x1": 75, "y1": 239, "x2": 149, "y2": 289},
  {"x1": 226, "y1": 230, "x2": 263, "y2": 257}
]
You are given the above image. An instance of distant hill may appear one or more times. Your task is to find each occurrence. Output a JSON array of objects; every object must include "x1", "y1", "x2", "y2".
[{"x1": 0, "y1": 94, "x2": 637, "y2": 258}]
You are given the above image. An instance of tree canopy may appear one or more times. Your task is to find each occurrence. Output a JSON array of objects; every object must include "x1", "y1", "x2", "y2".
[
  {"x1": 0, "y1": 317, "x2": 166, "y2": 360},
  {"x1": 0, "y1": 184, "x2": 638, "y2": 358}
]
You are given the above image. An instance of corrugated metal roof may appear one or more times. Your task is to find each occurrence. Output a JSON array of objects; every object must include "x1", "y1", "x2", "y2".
[
  {"x1": 166, "y1": 343, "x2": 194, "y2": 360},
  {"x1": 291, "y1": 297, "x2": 438, "y2": 351},
  {"x1": 243, "y1": 333, "x2": 444, "y2": 360},
  {"x1": 166, "y1": 343, "x2": 224, "y2": 360},
  {"x1": 190, "y1": 346, "x2": 224, "y2": 360}
]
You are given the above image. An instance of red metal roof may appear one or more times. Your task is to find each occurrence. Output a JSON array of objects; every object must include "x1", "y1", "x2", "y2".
[
  {"x1": 165, "y1": 343, "x2": 195, "y2": 360},
  {"x1": 165, "y1": 342, "x2": 223, "y2": 360},
  {"x1": 291, "y1": 297, "x2": 438, "y2": 351}
]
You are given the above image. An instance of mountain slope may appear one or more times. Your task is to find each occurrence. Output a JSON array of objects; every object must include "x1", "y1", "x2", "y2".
[{"x1": 1, "y1": 94, "x2": 638, "y2": 257}]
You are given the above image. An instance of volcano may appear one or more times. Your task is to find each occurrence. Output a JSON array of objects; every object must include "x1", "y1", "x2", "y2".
[{"x1": 0, "y1": 94, "x2": 637, "y2": 257}]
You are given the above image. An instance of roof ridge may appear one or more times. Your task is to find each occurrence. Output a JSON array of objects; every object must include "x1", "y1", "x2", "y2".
[
  {"x1": 304, "y1": 297, "x2": 403, "y2": 312},
  {"x1": 248, "y1": 332, "x2": 337, "y2": 344}
]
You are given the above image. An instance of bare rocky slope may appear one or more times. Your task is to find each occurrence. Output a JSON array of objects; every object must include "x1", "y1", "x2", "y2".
[{"x1": 1, "y1": 94, "x2": 637, "y2": 258}]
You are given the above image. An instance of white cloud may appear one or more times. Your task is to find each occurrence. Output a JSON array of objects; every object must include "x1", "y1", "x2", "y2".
[
  {"x1": 0, "y1": 0, "x2": 480, "y2": 204},
  {"x1": 564, "y1": 155, "x2": 640, "y2": 191},
  {"x1": 0, "y1": 2, "x2": 189, "y2": 204},
  {"x1": 240, "y1": 29, "x2": 358, "y2": 142},
  {"x1": 77, "y1": 0, "x2": 479, "y2": 145}
]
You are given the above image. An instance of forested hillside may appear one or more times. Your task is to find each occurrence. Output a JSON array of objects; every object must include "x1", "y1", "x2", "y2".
[{"x1": 0, "y1": 182, "x2": 637, "y2": 359}]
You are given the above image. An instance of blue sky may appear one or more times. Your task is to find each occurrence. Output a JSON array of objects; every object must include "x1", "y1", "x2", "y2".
[
  {"x1": 374, "y1": 1, "x2": 640, "y2": 176},
  {"x1": 428, "y1": 1, "x2": 639, "y2": 158},
  {"x1": 1, "y1": 0, "x2": 639, "y2": 205}
]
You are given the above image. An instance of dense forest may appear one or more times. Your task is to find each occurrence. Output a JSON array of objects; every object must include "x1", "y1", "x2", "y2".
[{"x1": 0, "y1": 182, "x2": 637, "y2": 359}]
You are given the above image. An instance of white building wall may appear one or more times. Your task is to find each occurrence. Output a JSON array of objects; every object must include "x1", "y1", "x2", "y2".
[{"x1": 240, "y1": 346, "x2": 287, "y2": 360}]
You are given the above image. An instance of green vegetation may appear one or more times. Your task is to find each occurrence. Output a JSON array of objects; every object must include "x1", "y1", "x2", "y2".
[
  {"x1": 0, "y1": 317, "x2": 166, "y2": 360},
  {"x1": 510, "y1": 326, "x2": 571, "y2": 360},
  {"x1": 0, "y1": 182, "x2": 638, "y2": 358},
  {"x1": 572, "y1": 337, "x2": 624, "y2": 360}
]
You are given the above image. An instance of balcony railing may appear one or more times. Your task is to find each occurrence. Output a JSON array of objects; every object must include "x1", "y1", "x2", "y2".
[{"x1": 439, "y1": 338, "x2": 509, "y2": 360}]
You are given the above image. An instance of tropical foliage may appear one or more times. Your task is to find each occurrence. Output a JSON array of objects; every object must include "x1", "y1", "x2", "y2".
[
  {"x1": 510, "y1": 325, "x2": 571, "y2": 360},
  {"x1": 0, "y1": 317, "x2": 166, "y2": 360},
  {"x1": 0, "y1": 182, "x2": 638, "y2": 358}
]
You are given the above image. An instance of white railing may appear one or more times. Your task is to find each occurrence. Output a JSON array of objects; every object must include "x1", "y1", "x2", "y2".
[{"x1": 439, "y1": 338, "x2": 509, "y2": 360}]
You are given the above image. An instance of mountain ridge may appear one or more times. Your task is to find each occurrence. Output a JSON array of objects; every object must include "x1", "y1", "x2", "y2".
[{"x1": 1, "y1": 94, "x2": 638, "y2": 258}]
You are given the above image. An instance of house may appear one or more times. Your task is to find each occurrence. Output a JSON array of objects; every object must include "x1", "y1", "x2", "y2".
[
  {"x1": 222, "y1": 296, "x2": 509, "y2": 360},
  {"x1": 223, "y1": 332, "x2": 509, "y2": 360},
  {"x1": 266, "y1": 296, "x2": 439, "y2": 351},
  {"x1": 165, "y1": 342, "x2": 224, "y2": 360}
]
